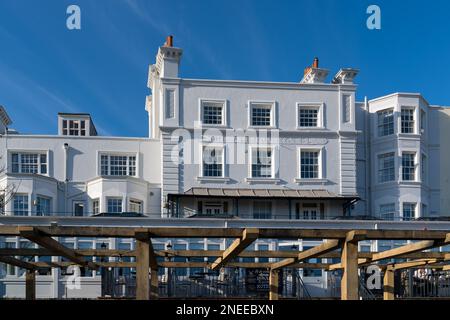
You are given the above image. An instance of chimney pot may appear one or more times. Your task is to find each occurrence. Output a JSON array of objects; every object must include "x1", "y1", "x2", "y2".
[
  {"x1": 313, "y1": 57, "x2": 319, "y2": 68},
  {"x1": 165, "y1": 35, "x2": 173, "y2": 47}
]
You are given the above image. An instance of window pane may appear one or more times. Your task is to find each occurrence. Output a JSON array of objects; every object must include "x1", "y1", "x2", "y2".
[
  {"x1": 110, "y1": 156, "x2": 127, "y2": 176},
  {"x1": 36, "y1": 197, "x2": 51, "y2": 216},
  {"x1": 251, "y1": 105, "x2": 272, "y2": 126},
  {"x1": 377, "y1": 109, "x2": 394, "y2": 136},
  {"x1": 251, "y1": 148, "x2": 272, "y2": 178},
  {"x1": 203, "y1": 147, "x2": 223, "y2": 177},
  {"x1": 380, "y1": 203, "x2": 396, "y2": 220},
  {"x1": 300, "y1": 151, "x2": 319, "y2": 179},
  {"x1": 402, "y1": 153, "x2": 415, "y2": 181},
  {"x1": 401, "y1": 108, "x2": 414, "y2": 134},
  {"x1": 378, "y1": 152, "x2": 395, "y2": 183},
  {"x1": 299, "y1": 108, "x2": 318, "y2": 127},
  {"x1": 402, "y1": 203, "x2": 416, "y2": 221},
  {"x1": 13, "y1": 195, "x2": 29, "y2": 216},
  {"x1": 20, "y1": 154, "x2": 39, "y2": 173},
  {"x1": 107, "y1": 198, "x2": 122, "y2": 214},
  {"x1": 129, "y1": 200, "x2": 143, "y2": 213},
  {"x1": 202, "y1": 102, "x2": 223, "y2": 124}
]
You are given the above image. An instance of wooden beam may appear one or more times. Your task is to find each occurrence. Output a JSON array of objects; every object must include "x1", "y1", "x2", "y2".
[
  {"x1": 136, "y1": 237, "x2": 150, "y2": 300},
  {"x1": 3, "y1": 248, "x2": 447, "y2": 260},
  {"x1": 341, "y1": 231, "x2": 361, "y2": 300},
  {"x1": 210, "y1": 228, "x2": 259, "y2": 271},
  {"x1": 135, "y1": 231, "x2": 158, "y2": 270},
  {"x1": 328, "y1": 259, "x2": 368, "y2": 271},
  {"x1": 269, "y1": 269, "x2": 279, "y2": 300},
  {"x1": 150, "y1": 268, "x2": 159, "y2": 300},
  {"x1": 25, "y1": 270, "x2": 36, "y2": 300},
  {"x1": 392, "y1": 259, "x2": 438, "y2": 270},
  {"x1": 383, "y1": 266, "x2": 395, "y2": 300},
  {"x1": 271, "y1": 239, "x2": 341, "y2": 270},
  {"x1": 369, "y1": 237, "x2": 450, "y2": 264},
  {"x1": 33, "y1": 261, "x2": 136, "y2": 268},
  {"x1": 2, "y1": 225, "x2": 450, "y2": 241},
  {"x1": 20, "y1": 227, "x2": 97, "y2": 269},
  {"x1": 0, "y1": 256, "x2": 35, "y2": 270}
]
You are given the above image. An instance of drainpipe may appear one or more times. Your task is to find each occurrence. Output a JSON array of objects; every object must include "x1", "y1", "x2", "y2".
[
  {"x1": 364, "y1": 96, "x2": 372, "y2": 216},
  {"x1": 63, "y1": 143, "x2": 69, "y2": 215}
]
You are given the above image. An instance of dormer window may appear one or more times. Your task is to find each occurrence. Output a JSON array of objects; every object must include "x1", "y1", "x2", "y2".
[
  {"x1": 62, "y1": 119, "x2": 86, "y2": 136},
  {"x1": 58, "y1": 113, "x2": 97, "y2": 137}
]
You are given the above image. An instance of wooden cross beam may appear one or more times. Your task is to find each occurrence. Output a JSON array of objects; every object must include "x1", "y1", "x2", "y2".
[
  {"x1": 271, "y1": 239, "x2": 341, "y2": 270},
  {"x1": 0, "y1": 256, "x2": 36, "y2": 270},
  {"x1": 368, "y1": 234, "x2": 450, "y2": 264},
  {"x1": 210, "y1": 228, "x2": 259, "y2": 271},
  {"x1": 19, "y1": 227, "x2": 98, "y2": 270},
  {"x1": 391, "y1": 259, "x2": 439, "y2": 270}
]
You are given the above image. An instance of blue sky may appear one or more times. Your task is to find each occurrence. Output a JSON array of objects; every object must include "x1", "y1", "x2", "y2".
[{"x1": 0, "y1": 0, "x2": 449, "y2": 136}]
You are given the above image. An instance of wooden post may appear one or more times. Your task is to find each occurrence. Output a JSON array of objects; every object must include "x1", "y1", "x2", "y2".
[
  {"x1": 150, "y1": 268, "x2": 159, "y2": 299},
  {"x1": 25, "y1": 270, "x2": 36, "y2": 300},
  {"x1": 383, "y1": 266, "x2": 395, "y2": 300},
  {"x1": 341, "y1": 240, "x2": 359, "y2": 300},
  {"x1": 269, "y1": 269, "x2": 279, "y2": 300},
  {"x1": 136, "y1": 238, "x2": 150, "y2": 300}
]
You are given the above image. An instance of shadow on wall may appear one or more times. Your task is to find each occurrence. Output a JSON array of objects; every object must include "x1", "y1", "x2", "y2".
[{"x1": 439, "y1": 109, "x2": 450, "y2": 215}]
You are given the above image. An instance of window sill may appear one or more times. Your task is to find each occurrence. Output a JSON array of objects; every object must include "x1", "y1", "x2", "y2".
[
  {"x1": 245, "y1": 177, "x2": 280, "y2": 184},
  {"x1": 196, "y1": 176, "x2": 231, "y2": 183},
  {"x1": 197, "y1": 123, "x2": 229, "y2": 129},
  {"x1": 294, "y1": 178, "x2": 328, "y2": 185},
  {"x1": 247, "y1": 126, "x2": 277, "y2": 130},
  {"x1": 399, "y1": 180, "x2": 421, "y2": 186},
  {"x1": 295, "y1": 127, "x2": 327, "y2": 131}
]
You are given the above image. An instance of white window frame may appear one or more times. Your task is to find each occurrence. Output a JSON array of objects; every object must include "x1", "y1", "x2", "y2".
[
  {"x1": 379, "y1": 203, "x2": 396, "y2": 220},
  {"x1": 10, "y1": 151, "x2": 49, "y2": 175},
  {"x1": 36, "y1": 195, "x2": 51, "y2": 216},
  {"x1": 199, "y1": 99, "x2": 227, "y2": 126},
  {"x1": 98, "y1": 152, "x2": 138, "y2": 177},
  {"x1": 402, "y1": 202, "x2": 416, "y2": 221},
  {"x1": 248, "y1": 146, "x2": 276, "y2": 179},
  {"x1": 401, "y1": 151, "x2": 417, "y2": 182},
  {"x1": 164, "y1": 88, "x2": 175, "y2": 119},
  {"x1": 92, "y1": 198, "x2": 100, "y2": 215},
  {"x1": 296, "y1": 147, "x2": 324, "y2": 181},
  {"x1": 400, "y1": 106, "x2": 415, "y2": 134},
  {"x1": 129, "y1": 198, "x2": 143, "y2": 214},
  {"x1": 13, "y1": 194, "x2": 30, "y2": 216},
  {"x1": 62, "y1": 119, "x2": 87, "y2": 136},
  {"x1": 106, "y1": 197, "x2": 123, "y2": 214},
  {"x1": 377, "y1": 151, "x2": 396, "y2": 184},
  {"x1": 200, "y1": 144, "x2": 226, "y2": 178},
  {"x1": 296, "y1": 103, "x2": 324, "y2": 129},
  {"x1": 377, "y1": 108, "x2": 395, "y2": 137},
  {"x1": 248, "y1": 101, "x2": 276, "y2": 128}
]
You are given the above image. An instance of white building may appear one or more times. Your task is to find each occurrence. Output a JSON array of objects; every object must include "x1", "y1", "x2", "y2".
[{"x1": 1, "y1": 36, "x2": 450, "y2": 298}]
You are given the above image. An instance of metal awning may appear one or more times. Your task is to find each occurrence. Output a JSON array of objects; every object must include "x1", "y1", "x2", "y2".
[{"x1": 168, "y1": 187, "x2": 359, "y2": 201}]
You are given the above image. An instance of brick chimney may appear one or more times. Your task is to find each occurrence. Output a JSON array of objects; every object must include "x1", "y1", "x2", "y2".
[
  {"x1": 153, "y1": 35, "x2": 183, "y2": 78},
  {"x1": 301, "y1": 57, "x2": 329, "y2": 84}
]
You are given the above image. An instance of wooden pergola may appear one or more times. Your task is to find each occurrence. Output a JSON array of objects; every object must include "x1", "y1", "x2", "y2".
[{"x1": 1, "y1": 225, "x2": 450, "y2": 300}]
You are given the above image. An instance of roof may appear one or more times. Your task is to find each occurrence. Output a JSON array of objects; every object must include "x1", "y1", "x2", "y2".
[
  {"x1": 170, "y1": 187, "x2": 359, "y2": 200},
  {"x1": 0, "y1": 106, "x2": 12, "y2": 126}
]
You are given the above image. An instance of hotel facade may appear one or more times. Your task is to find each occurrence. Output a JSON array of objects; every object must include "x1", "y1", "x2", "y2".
[{"x1": 1, "y1": 37, "x2": 450, "y2": 298}]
